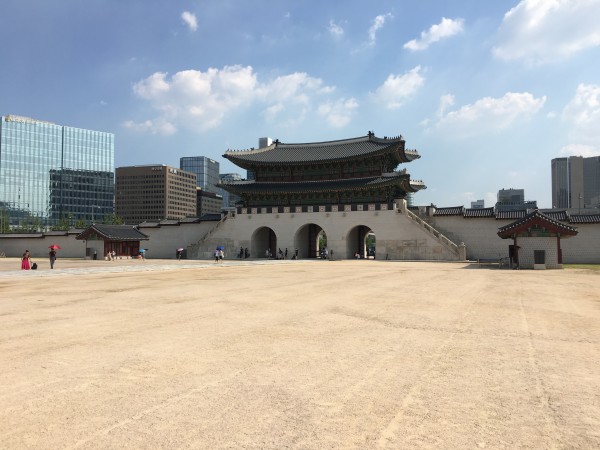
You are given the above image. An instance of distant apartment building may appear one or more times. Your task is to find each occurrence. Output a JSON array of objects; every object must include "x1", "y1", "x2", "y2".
[
  {"x1": 0, "y1": 114, "x2": 114, "y2": 229},
  {"x1": 552, "y1": 156, "x2": 600, "y2": 209},
  {"x1": 115, "y1": 165, "x2": 196, "y2": 224},
  {"x1": 180, "y1": 156, "x2": 220, "y2": 193},
  {"x1": 471, "y1": 199, "x2": 485, "y2": 209},
  {"x1": 196, "y1": 188, "x2": 223, "y2": 217},
  {"x1": 495, "y1": 188, "x2": 537, "y2": 212}
]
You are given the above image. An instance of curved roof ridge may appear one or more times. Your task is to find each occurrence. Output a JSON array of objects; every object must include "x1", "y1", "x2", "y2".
[{"x1": 225, "y1": 132, "x2": 405, "y2": 154}]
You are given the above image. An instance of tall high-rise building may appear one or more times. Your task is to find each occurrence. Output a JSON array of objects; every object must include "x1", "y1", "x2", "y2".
[
  {"x1": 180, "y1": 156, "x2": 220, "y2": 193},
  {"x1": 0, "y1": 114, "x2": 114, "y2": 229},
  {"x1": 115, "y1": 165, "x2": 197, "y2": 224},
  {"x1": 552, "y1": 156, "x2": 600, "y2": 209},
  {"x1": 219, "y1": 173, "x2": 243, "y2": 209}
]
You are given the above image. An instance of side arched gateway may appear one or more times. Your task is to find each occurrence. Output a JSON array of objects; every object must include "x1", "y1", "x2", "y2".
[
  {"x1": 346, "y1": 225, "x2": 375, "y2": 259},
  {"x1": 294, "y1": 223, "x2": 327, "y2": 259},
  {"x1": 251, "y1": 226, "x2": 277, "y2": 258}
]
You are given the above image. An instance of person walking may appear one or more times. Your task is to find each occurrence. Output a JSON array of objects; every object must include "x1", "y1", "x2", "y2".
[
  {"x1": 218, "y1": 248, "x2": 225, "y2": 263},
  {"x1": 21, "y1": 250, "x2": 31, "y2": 270},
  {"x1": 49, "y1": 248, "x2": 57, "y2": 269}
]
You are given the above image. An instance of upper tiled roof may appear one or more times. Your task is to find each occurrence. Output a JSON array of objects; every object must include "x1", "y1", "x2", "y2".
[
  {"x1": 220, "y1": 172, "x2": 426, "y2": 195},
  {"x1": 76, "y1": 224, "x2": 149, "y2": 241},
  {"x1": 223, "y1": 133, "x2": 420, "y2": 167},
  {"x1": 569, "y1": 214, "x2": 600, "y2": 224},
  {"x1": 497, "y1": 210, "x2": 578, "y2": 238},
  {"x1": 465, "y1": 207, "x2": 495, "y2": 218},
  {"x1": 433, "y1": 206, "x2": 464, "y2": 216}
]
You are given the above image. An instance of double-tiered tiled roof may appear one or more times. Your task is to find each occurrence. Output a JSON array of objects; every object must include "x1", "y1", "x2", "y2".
[
  {"x1": 223, "y1": 133, "x2": 419, "y2": 168},
  {"x1": 220, "y1": 172, "x2": 425, "y2": 195}
]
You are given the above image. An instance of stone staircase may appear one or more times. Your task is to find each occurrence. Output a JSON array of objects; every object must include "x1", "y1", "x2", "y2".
[{"x1": 399, "y1": 204, "x2": 465, "y2": 260}]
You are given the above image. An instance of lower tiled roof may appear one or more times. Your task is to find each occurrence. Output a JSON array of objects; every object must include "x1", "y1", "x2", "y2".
[
  {"x1": 495, "y1": 210, "x2": 526, "y2": 220},
  {"x1": 433, "y1": 206, "x2": 464, "y2": 216},
  {"x1": 569, "y1": 214, "x2": 600, "y2": 224},
  {"x1": 465, "y1": 207, "x2": 495, "y2": 218},
  {"x1": 220, "y1": 173, "x2": 426, "y2": 195}
]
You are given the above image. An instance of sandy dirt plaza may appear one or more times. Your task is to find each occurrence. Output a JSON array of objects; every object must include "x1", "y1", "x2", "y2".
[{"x1": 0, "y1": 257, "x2": 599, "y2": 449}]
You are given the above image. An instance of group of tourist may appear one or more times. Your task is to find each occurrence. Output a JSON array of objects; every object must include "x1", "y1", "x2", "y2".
[
  {"x1": 20, "y1": 248, "x2": 56, "y2": 270},
  {"x1": 214, "y1": 248, "x2": 225, "y2": 263}
]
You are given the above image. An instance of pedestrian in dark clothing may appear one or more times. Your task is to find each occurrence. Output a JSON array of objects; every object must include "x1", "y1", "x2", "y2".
[{"x1": 49, "y1": 249, "x2": 57, "y2": 269}]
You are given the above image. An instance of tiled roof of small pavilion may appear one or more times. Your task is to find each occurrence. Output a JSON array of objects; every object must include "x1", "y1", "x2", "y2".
[
  {"x1": 497, "y1": 210, "x2": 578, "y2": 239},
  {"x1": 569, "y1": 213, "x2": 600, "y2": 224},
  {"x1": 76, "y1": 224, "x2": 149, "y2": 241},
  {"x1": 219, "y1": 172, "x2": 426, "y2": 195},
  {"x1": 223, "y1": 133, "x2": 420, "y2": 168},
  {"x1": 465, "y1": 207, "x2": 495, "y2": 218},
  {"x1": 433, "y1": 206, "x2": 464, "y2": 216}
]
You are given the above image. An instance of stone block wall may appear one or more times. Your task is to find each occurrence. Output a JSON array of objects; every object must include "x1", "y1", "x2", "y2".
[{"x1": 516, "y1": 236, "x2": 559, "y2": 269}]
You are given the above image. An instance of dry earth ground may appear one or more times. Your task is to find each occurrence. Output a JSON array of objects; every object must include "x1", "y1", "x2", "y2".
[{"x1": 0, "y1": 258, "x2": 599, "y2": 449}]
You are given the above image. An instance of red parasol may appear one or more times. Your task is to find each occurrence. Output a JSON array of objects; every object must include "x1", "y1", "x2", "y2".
[{"x1": 49, "y1": 245, "x2": 62, "y2": 250}]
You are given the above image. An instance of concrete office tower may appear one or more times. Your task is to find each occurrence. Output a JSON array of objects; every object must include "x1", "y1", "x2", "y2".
[
  {"x1": 552, "y1": 156, "x2": 600, "y2": 210},
  {"x1": 0, "y1": 114, "x2": 114, "y2": 229},
  {"x1": 196, "y1": 187, "x2": 223, "y2": 217},
  {"x1": 471, "y1": 199, "x2": 485, "y2": 209},
  {"x1": 180, "y1": 156, "x2": 220, "y2": 193},
  {"x1": 496, "y1": 188, "x2": 536, "y2": 212},
  {"x1": 115, "y1": 165, "x2": 197, "y2": 224}
]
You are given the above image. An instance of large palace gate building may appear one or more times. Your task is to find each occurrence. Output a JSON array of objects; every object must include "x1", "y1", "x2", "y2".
[{"x1": 188, "y1": 133, "x2": 466, "y2": 261}]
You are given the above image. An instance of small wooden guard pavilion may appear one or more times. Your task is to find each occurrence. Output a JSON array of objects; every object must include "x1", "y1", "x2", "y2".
[
  {"x1": 76, "y1": 224, "x2": 149, "y2": 259},
  {"x1": 497, "y1": 210, "x2": 578, "y2": 269}
]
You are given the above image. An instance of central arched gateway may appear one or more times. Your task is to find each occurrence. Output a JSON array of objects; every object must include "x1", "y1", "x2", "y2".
[
  {"x1": 294, "y1": 223, "x2": 326, "y2": 258},
  {"x1": 346, "y1": 225, "x2": 374, "y2": 259},
  {"x1": 251, "y1": 226, "x2": 277, "y2": 258}
]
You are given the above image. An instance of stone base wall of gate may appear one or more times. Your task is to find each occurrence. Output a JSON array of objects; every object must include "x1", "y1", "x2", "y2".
[{"x1": 187, "y1": 206, "x2": 462, "y2": 261}]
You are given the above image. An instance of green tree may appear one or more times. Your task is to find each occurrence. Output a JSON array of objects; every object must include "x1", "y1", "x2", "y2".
[{"x1": 0, "y1": 209, "x2": 10, "y2": 233}]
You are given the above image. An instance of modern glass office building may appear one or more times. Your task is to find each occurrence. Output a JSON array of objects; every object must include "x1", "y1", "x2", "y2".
[
  {"x1": 180, "y1": 156, "x2": 220, "y2": 193},
  {"x1": 0, "y1": 114, "x2": 115, "y2": 229}
]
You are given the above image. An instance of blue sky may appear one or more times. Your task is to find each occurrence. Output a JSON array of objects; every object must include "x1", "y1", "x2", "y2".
[{"x1": 2, "y1": 0, "x2": 600, "y2": 208}]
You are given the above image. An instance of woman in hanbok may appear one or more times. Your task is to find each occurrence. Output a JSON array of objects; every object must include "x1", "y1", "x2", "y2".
[{"x1": 21, "y1": 250, "x2": 31, "y2": 270}]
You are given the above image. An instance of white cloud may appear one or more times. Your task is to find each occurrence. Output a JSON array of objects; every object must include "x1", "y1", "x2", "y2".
[
  {"x1": 371, "y1": 66, "x2": 425, "y2": 109},
  {"x1": 562, "y1": 83, "x2": 600, "y2": 128},
  {"x1": 368, "y1": 13, "x2": 393, "y2": 46},
  {"x1": 561, "y1": 83, "x2": 600, "y2": 151},
  {"x1": 181, "y1": 11, "x2": 198, "y2": 32},
  {"x1": 404, "y1": 17, "x2": 464, "y2": 51},
  {"x1": 317, "y1": 98, "x2": 358, "y2": 128},
  {"x1": 127, "y1": 65, "x2": 345, "y2": 134},
  {"x1": 559, "y1": 143, "x2": 600, "y2": 157},
  {"x1": 328, "y1": 20, "x2": 344, "y2": 38},
  {"x1": 493, "y1": 0, "x2": 600, "y2": 64},
  {"x1": 437, "y1": 94, "x2": 455, "y2": 117},
  {"x1": 123, "y1": 119, "x2": 177, "y2": 136},
  {"x1": 435, "y1": 92, "x2": 546, "y2": 136}
]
